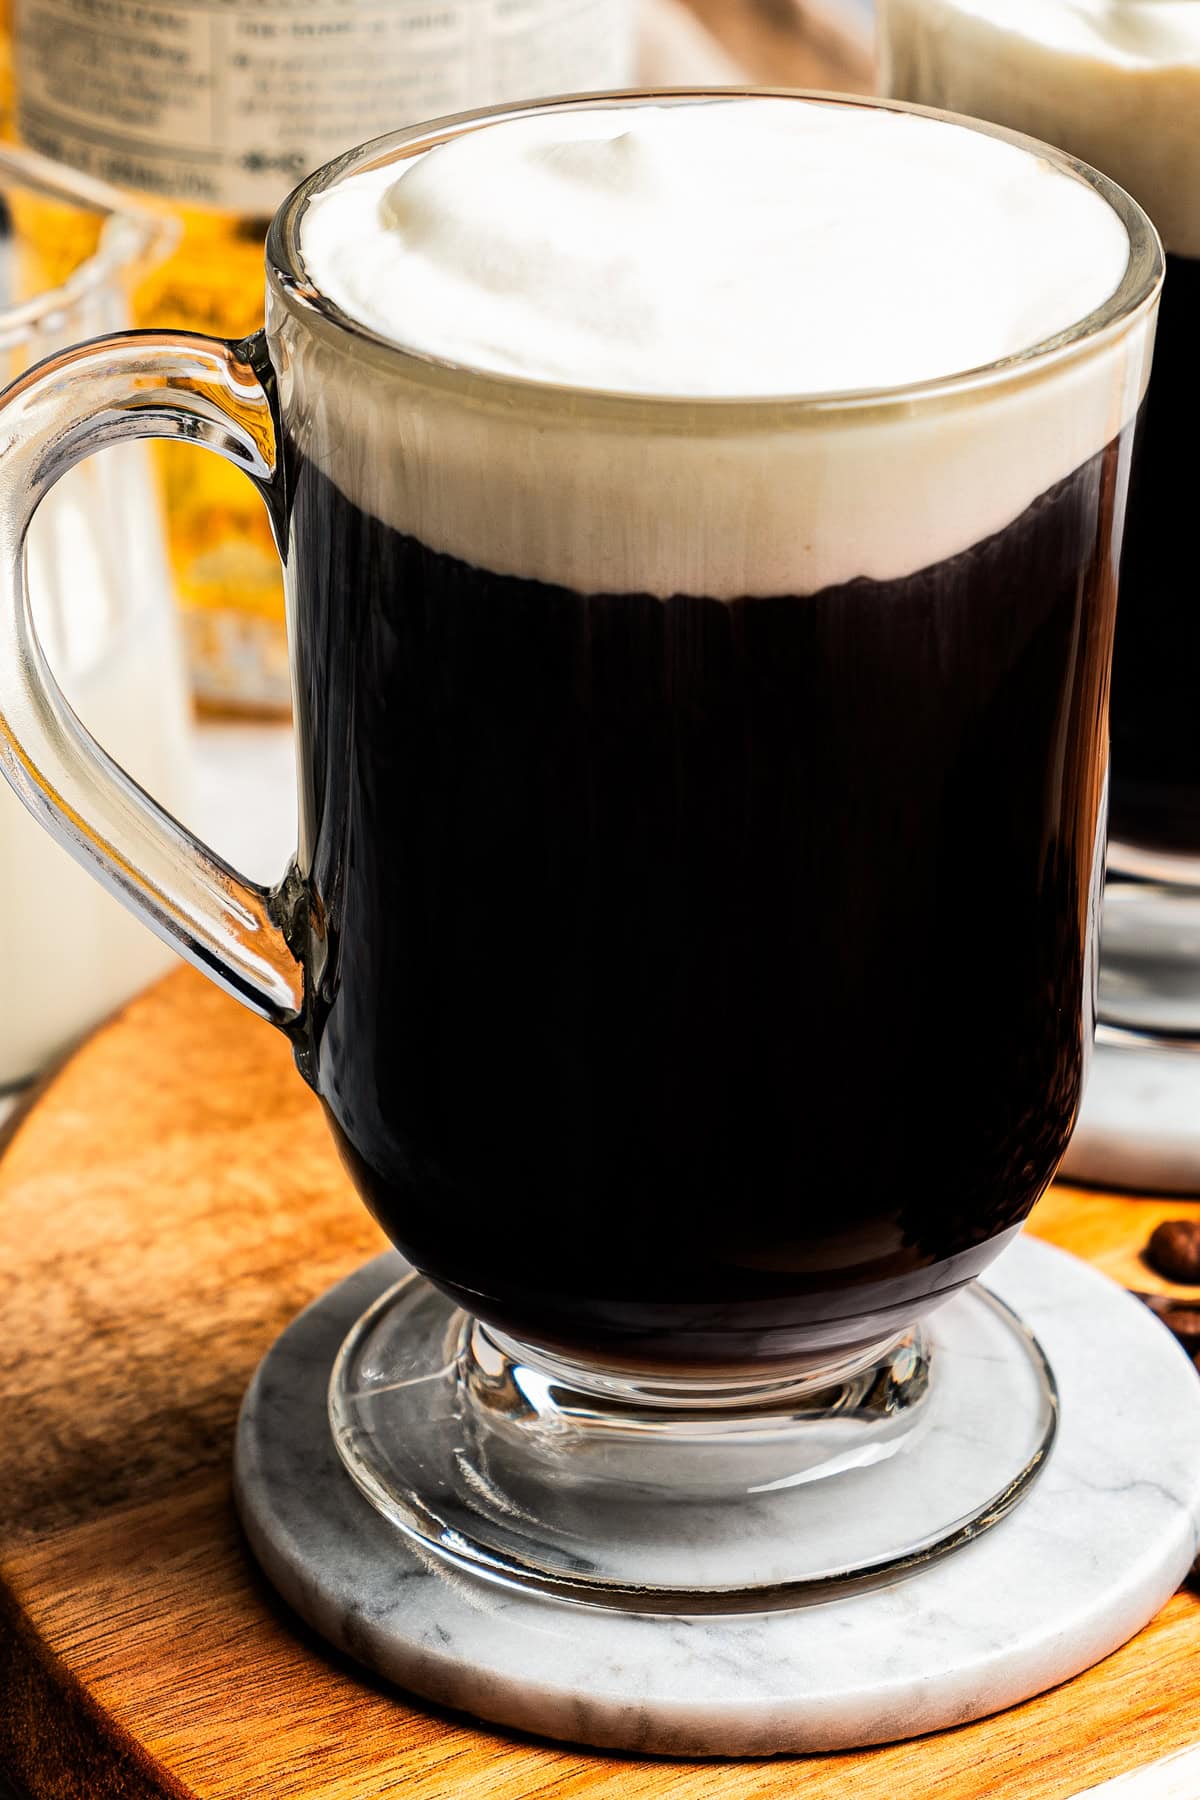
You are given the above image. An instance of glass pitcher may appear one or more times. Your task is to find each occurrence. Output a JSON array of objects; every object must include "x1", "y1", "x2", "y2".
[{"x1": 0, "y1": 146, "x2": 194, "y2": 1089}]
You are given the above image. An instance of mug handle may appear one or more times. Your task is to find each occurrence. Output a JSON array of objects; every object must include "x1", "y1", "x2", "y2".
[{"x1": 0, "y1": 329, "x2": 304, "y2": 1029}]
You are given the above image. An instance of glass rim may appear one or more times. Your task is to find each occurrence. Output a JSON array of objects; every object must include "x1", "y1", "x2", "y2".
[
  {"x1": 0, "y1": 143, "x2": 176, "y2": 351},
  {"x1": 267, "y1": 87, "x2": 1164, "y2": 422}
]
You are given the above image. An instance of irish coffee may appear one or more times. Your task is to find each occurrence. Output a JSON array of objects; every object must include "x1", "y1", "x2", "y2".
[
  {"x1": 0, "y1": 90, "x2": 1165, "y2": 1606},
  {"x1": 882, "y1": 0, "x2": 1200, "y2": 863},
  {"x1": 290, "y1": 439, "x2": 1126, "y2": 1369},
  {"x1": 284, "y1": 96, "x2": 1149, "y2": 1370}
]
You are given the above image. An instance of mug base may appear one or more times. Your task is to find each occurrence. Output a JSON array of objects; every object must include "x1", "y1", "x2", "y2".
[
  {"x1": 325, "y1": 1265, "x2": 1056, "y2": 1612},
  {"x1": 234, "y1": 1236, "x2": 1200, "y2": 1753}
]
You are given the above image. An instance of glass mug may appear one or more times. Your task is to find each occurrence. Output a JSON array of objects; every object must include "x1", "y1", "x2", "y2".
[
  {"x1": 880, "y1": 0, "x2": 1200, "y2": 1042},
  {"x1": 0, "y1": 93, "x2": 1161, "y2": 1609},
  {"x1": 0, "y1": 145, "x2": 193, "y2": 1090}
]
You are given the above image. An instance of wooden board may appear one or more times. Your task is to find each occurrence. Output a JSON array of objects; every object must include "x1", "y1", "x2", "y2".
[{"x1": 2, "y1": 964, "x2": 1200, "y2": 1799}]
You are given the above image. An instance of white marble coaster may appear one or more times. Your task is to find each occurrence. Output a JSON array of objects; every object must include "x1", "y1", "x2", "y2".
[
  {"x1": 1061, "y1": 1036, "x2": 1200, "y2": 1195},
  {"x1": 234, "y1": 1236, "x2": 1200, "y2": 1756}
]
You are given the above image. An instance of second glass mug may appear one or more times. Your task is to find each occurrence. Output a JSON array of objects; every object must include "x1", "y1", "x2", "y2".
[
  {"x1": 0, "y1": 91, "x2": 1162, "y2": 1610},
  {"x1": 879, "y1": 0, "x2": 1200, "y2": 1046}
]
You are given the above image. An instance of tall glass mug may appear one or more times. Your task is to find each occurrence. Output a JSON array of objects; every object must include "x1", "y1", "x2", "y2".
[
  {"x1": 880, "y1": 1, "x2": 1200, "y2": 1041},
  {"x1": 0, "y1": 94, "x2": 1161, "y2": 1608}
]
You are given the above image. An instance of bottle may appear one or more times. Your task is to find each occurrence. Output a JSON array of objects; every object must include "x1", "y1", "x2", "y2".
[{"x1": 7, "y1": 0, "x2": 637, "y2": 712}]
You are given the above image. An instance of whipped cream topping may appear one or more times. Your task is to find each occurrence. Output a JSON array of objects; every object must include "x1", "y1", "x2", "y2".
[
  {"x1": 945, "y1": 0, "x2": 1200, "y2": 66},
  {"x1": 279, "y1": 97, "x2": 1154, "y2": 598},
  {"x1": 299, "y1": 98, "x2": 1130, "y2": 398},
  {"x1": 882, "y1": 0, "x2": 1200, "y2": 256}
]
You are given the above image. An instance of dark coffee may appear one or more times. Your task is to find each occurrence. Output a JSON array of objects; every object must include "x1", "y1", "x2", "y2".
[
  {"x1": 288, "y1": 428, "x2": 1128, "y2": 1374},
  {"x1": 1109, "y1": 251, "x2": 1200, "y2": 857}
]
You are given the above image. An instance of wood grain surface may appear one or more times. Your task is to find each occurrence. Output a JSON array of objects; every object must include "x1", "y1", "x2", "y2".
[{"x1": 2, "y1": 964, "x2": 1200, "y2": 1800}]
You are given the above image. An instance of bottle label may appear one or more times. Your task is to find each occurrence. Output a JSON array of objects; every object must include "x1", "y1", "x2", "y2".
[{"x1": 15, "y1": 0, "x2": 636, "y2": 214}]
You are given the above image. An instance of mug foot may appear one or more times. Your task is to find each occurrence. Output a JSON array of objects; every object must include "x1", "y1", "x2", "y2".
[
  {"x1": 235, "y1": 1237, "x2": 1200, "y2": 1749},
  {"x1": 327, "y1": 1266, "x2": 1056, "y2": 1612}
]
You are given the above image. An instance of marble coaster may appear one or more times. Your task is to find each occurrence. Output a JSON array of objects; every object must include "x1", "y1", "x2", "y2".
[
  {"x1": 234, "y1": 1236, "x2": 1200, "y2": 1756},
  {"x1": 1061, "y1": 1036, "x2": 1200, "y2": 1195}
]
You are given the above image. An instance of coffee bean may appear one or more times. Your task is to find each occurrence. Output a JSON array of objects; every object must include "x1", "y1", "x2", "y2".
[{"x1": 1144, "y1": 1219, "x2": 1200, "y2": 1285}]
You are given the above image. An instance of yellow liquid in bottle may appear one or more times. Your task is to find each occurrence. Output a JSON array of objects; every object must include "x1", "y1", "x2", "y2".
[
  {"x1": 135, "y1": 208, "x2": 290, "y2": 715},
  {"x1": 2, "y1": 105, "x2": 289, "y2": 713}
]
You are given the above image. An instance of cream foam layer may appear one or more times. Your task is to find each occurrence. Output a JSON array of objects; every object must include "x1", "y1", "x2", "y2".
[
  {"x1": 881, "y1": 0, "x2": 1200, "y2": 257},
  {"x1": 284, "y1": 98, "x2": 1152, "y2": 597},
  {"x1": 300, "y1": 99, "x2": 1130, "y2": 396}
]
